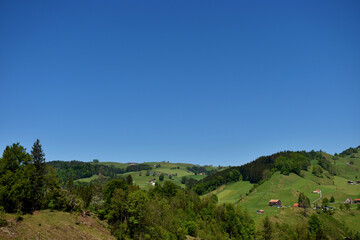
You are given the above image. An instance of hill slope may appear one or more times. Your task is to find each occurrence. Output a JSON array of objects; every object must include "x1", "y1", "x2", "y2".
[{"x1": 0, "y1": 210, "x2": 114, "y2": 240}]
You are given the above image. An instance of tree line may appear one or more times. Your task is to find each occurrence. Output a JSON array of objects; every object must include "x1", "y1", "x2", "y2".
[
  {"x1": 189, "y1": 151, "x2": 336, "y2": 196},
  {"x1": 47, "y1": 161, "x2": 152, "y2": 182},
  {"x1": 186, "y1": 165, "x2": 216, "y2": 175},
  {"x1": 339, "y1": 146, "x2": 359, "y2": 157}
]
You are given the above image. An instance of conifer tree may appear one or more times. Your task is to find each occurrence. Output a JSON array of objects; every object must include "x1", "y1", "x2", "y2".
[
  {"x1": 126, "y1": 174, "x2": 133, "y2": 185},
  {"x1": 31, "y1": 139, "x2": 46, "y2": 209},
  {"x1": 298, "y1": 192, "x2": 310, "y2": 208}
]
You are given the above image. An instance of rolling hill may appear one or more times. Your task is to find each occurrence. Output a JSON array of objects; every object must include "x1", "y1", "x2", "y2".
[
  {"x1": 43, "y1": 146, "x2": 360, "y2": 239},
  {"x1": 203, "y1": 147, "x2": 360, "y2": 235}
]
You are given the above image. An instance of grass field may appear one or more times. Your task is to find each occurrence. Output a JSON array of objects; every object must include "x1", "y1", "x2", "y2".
[
  {"x1": 333, "y1": 152, "x2": 360, "y2": 180},
  {"x1": 207, "y1": 181, "x2": 253, "y2": 204},
  {"x1": 75, "y1": 174, "x2": 101, "y2": 183}
]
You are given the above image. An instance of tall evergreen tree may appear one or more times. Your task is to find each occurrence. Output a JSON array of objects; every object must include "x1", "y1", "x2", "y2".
[
  {"x1": 298, "y1": 192, "x2": 310, "y2": 208},
  {"x1": 31, "y1": 139, "x2": 46, "y2": 176},
  {"x1": 31, "y1": 139, "x2": 46, "y2": 210}
]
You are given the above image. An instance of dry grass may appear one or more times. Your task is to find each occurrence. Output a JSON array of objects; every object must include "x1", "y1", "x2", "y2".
[{"x1": 0, "y1": 210, "x2": 115, "y2": 240}]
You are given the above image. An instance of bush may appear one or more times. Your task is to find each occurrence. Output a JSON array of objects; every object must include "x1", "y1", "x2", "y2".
[
  {"x1": 48, "y1": 199, "x2": 56, "y2": 212},
  {"x1": 159, "y1": 174, "x2": 164, "y2": 181},
  {"x1": 186, "y1": 221, "x2": 198, "y2": 237},
  {"x1": 0, "y1": 207, "x2": 7, "y2": 227},
  {"x1": 16, "y1": 209, "x2": 23, "y2": 222}
]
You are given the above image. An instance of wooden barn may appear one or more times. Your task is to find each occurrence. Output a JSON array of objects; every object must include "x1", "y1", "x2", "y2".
[{"x1": 268, "y1": 199, "x2": 282, "y2": 207}]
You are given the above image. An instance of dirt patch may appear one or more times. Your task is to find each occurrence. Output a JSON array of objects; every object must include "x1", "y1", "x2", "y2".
[
  {"x1": 33, "y1": 210, "x2": 41, "y2": 215},
  {"x1": 0, "y1": 225, "x2": 19, "y2": 239},
  {"x1": 77, "y1": 215, "x2": 95, "y2": 227}
]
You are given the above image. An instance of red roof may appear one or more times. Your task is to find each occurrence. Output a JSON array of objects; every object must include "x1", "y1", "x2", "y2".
[
  {"x1": 258, "y1": 209, "x2": 264, "y2": 212},
  {"x1": 293, "y1": 203, "x2": 299, "y2": 207}
]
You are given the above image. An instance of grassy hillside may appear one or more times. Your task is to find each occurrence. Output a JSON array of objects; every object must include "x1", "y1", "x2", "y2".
[
  {"x1": 71, "y1": 161, "x2": 217, "y2": 189},
  {"x1": 199, "y1": 147, "x2": 360, "y2": 235},
  {"x1": 107, "y1": 162, "x2": 217, "y2": 189},
  {"x1": 0, "y1": 210, "x2": 114, "y2": 240},
  {"x1": 334, "y1": 151, "x2": 360, "y2": 180},
  {"x1": 206, "y1": 180, "x2": 253, "y2": 204},
  {"x1": 75, "y1": 174, "x2": 102, "y2": 183}
]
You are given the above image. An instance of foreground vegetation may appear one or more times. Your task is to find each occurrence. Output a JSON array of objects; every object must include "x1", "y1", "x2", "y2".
[{"x1": 0, "y1": 140, "x2": 359, "y2": 239}]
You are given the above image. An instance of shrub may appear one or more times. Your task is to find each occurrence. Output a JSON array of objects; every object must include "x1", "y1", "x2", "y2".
[
  {"x1": 16, "y1": 209, "x2": 23, "y2": 222},
  {"x1": 0, "y1": 207, "x2": 7, "y2": 227}
]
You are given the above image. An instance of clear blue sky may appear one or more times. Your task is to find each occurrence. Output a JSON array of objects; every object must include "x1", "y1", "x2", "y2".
[{"x1": 1, "y1": 0, "x2": 359, "y2": 166}]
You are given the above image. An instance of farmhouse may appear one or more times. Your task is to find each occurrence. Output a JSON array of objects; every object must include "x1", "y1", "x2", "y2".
[
  {"x1": 347, "y1": 181, "x2": 354, "y2": 184},
  {"x1": 148, "y1": 179, "x2": 156, "y2": 186},
  {"x1": 353, "y1": 199, "x2": 360, "y2": 203},
  {"x1": 293, "y1": 203, "x2": 299, "y2": 207},
  {"x1": 357, "y1": 180, "x2": 360, "y2": 184},
  {"x1": 268, "y1": 199, "x2": 282, "y2": 207},
  {"x1": 312, "y1": 189, "x2": 321, "y2": 193},
  {"x1": 344, "y1": 198, "x2": 352, "y2": 204},
  {"x1": 257, "y1": 210, "x2": 264, "y2": 214}
]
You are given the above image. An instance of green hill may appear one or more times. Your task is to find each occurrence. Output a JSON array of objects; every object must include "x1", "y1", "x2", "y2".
[
  {"x1": 71, "y1": 161, "x2": 220, "y2": 189},
  {"x1": 204, "y1": 148, "x2": 360, "y2": 235},
  {"x1": 116, "y1": 162, "x2": 217, "y2": 189}
]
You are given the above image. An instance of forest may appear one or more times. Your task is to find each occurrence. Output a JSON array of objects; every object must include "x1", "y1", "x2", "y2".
[{"x1": 47, "y1": 161, "x2": 152, "y2": 182}]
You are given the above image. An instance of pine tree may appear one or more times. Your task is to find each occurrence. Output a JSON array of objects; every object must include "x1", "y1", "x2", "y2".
[
  {"x1": 31, "y1": 139, "x2": 46, "y2": 175},
  {"x1": 298, "y1": 192, "x2": 310, "y2": 208},
  {"x1": 67, "y1": 175, "x2": 74, "y2": 192},
  {"x1": 126, "y1": 174, "x2": 133, "y2": 185},
  {"x1": 31, "y1": 139, "x2": 46, "y2": 210}
]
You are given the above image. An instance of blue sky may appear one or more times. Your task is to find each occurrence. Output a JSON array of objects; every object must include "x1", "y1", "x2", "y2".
[{"x1": 1, "y1": 0, "x2": 359, "y2": 165}]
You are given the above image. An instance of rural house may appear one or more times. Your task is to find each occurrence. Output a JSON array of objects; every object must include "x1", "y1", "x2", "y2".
[
  {"x1": 344, "y1": 198, "x2": 352, "y2": 204},
  {"x1": 293, "y1": 203, "x2": 299, "y2": 207},
  {"x1": 269, "y1": 199, "x2": 282, "y2": 207},
  {"x1": 257, "y1": 210, "x2": 264, "y2": 214},
  {"x1": 353, "y1": 199, "x2": 360, "y2": 203},
  {"x1": 312, "y1": 189, "x2": 321, "y2": 193},
  {"x1": 148, "y1": 179, "x2": 156, "y2": 186}
]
